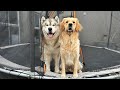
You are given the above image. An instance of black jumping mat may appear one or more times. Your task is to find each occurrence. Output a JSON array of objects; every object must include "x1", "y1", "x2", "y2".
[
  {"x1": 81, "y1": 46, "x2": 120, "y2": 72},
  {"x1": 0, "y1": 45, "x2": 120, "y2": 72}
]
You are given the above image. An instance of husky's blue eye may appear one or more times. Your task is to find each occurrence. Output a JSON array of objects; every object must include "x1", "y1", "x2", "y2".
[
  {"x1": 53, "y1": 24, "x2": 56, "y2": 26},
  {"x1": 45, "y1": 23, "x2": 48, "y2": 26}
]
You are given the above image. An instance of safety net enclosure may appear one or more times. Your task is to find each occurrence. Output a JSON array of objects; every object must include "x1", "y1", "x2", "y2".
[{"x1": 0, "y1": 11, "x2": 120, "y2": 79}]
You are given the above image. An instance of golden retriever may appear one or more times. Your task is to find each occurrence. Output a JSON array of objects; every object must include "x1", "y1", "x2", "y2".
[{"x1": 59, "y1": 17, "x2": 83, "y2": 78}]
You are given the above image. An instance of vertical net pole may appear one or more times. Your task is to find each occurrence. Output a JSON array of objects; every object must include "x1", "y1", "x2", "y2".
[
  {"x1": 107, "y1": 11, "x2": 113, "y2": 48},
  {"x1": 29, "y1": 11, "x2": 35, "y2": 72},
  {"x1": 73, "y1": 11, "x2": 85, "y2": 65},
  {"x1": 39, "y1": 12, "x2": 45, "y2": 75},
  {"x1": 73, "y1": 11, "x2": 76, "y2": 18}
]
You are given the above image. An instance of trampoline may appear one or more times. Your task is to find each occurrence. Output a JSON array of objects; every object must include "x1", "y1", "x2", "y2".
[
  {"x1": 0, "y1": 11, "x2": 120, "y2": 79},
  {"x1": 0, "y1": 44, "x2": 120, "y2": 79}
]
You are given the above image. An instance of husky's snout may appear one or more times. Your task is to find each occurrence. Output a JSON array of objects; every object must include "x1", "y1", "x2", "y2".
[
  {"x1": 41, "y1": 16, "x2": 59, "y2": 39},
  {"x1": 48, "y1": 27, "x2": 52, "y2": 33},
  {"x1": 47, "y1": 27, "x2": 55, "y2": 38}
]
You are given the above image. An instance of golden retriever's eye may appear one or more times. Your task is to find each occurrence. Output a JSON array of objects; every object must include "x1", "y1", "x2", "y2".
[
  {"x1": 66, "y1": 21, "x2": 68, "y2": 23},
  {"x1": 73, "y1": 21, "x2": 75, "y2": 23}
]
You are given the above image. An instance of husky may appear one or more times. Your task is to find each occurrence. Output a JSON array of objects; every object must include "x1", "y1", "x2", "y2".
[{"x1": 40, "y1": 16, "x2": 60, "y2": 73}]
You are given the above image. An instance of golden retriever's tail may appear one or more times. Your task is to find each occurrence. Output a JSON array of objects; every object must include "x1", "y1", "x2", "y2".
[{"x1": 80, "y1": 47, "x2": 85, "y2": 66}]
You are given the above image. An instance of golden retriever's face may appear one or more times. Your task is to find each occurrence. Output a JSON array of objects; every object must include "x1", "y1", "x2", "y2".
[{"x1": 60, "y1": 17, "x2": 83, "y2": 32}]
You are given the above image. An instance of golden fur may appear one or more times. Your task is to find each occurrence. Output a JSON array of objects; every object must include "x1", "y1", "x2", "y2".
[{"x1": 59, "y1": 17, "x2": 83, "y2": 78}]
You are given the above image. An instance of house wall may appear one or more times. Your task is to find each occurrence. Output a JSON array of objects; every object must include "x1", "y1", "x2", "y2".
[
  {"x1": 59, "y1": 11, "x2": 120, "y2": 51},
  {"x1": 76, "y1": 11, "x2": 111, "y2": 47},
  {"x1": 19, "y1": 11, "x2": 120, "y2": 51},
  {"x1": 108, "y1": 11, "x2": 120, "y2": 51}
]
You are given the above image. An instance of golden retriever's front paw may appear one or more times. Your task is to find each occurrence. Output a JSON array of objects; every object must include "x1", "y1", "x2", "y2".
[
  {"x1": 61, "y1": 74, "x2": 66, "y2": 78},
  {"x1": 73, "y1": 74, "x2": 78, "y2": 78},
  {"x1": 79, "y1": 70, "x2": 82, "y2": 73},
  {"x1": 78, "y1": 70, "x2": 82, "y2": 73}
]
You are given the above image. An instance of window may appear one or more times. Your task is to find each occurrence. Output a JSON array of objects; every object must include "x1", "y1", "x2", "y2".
[
  {"x1": 34, "y1": 12, "x2": 40, "y2": 44},
  {"x1": 0, "y1": 11, "x2": 20, "y2": 46}
]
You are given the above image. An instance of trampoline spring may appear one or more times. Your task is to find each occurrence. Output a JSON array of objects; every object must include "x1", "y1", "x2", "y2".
[
  {"x1": 43, "y1": 75, "x2": 57, "y2": 78},
  {"x1": 96, "y1": 75, "x2": 100, "y2": 77},
  {"x1": 82, "y1": 76, "x2": 86, "y2": 78},
  {"x1": 115, "y1": 72, "x2": 120, "y2": 74},
  {"x1": 99, "y1": 73, "x2": 115, "y2": 77},
  {"x1": 3, "y1": 67, "x2": 13, "y2": 71},
  {"x1": 85, "y1": 76, "x2": 98, "y2": 78}
]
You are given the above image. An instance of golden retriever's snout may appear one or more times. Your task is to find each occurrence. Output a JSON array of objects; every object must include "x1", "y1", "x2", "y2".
[{"x1": 68, "y1": 23, "x2": 73, "y2": 31}]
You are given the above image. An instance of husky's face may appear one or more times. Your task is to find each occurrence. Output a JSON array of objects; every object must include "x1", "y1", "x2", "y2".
[{"x1": 41, "y1": 16, "x2": 60, "y2": 39}]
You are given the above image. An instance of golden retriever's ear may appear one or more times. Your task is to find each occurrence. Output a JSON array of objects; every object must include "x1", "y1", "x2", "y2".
[
  {"x1": 60, "y1": 19, "x2": 65, "y2": 31},
  {"x1": 75, "y1": 19, "x2": 83, "y2": 32}
]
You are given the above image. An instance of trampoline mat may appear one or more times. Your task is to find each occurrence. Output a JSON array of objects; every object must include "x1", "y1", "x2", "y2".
[
  {"x1": 0, "y1": 45, "x2": 31, "y2": 67},
  {"x1": 0, "y1": 44, "x2": 41, "y2": 68},
  {"x1": 0, "y1": 45, "x2": 120, "y2": 72},
  {"x1": 82, "y1": 46, "x2": 120, "y2": 72}
]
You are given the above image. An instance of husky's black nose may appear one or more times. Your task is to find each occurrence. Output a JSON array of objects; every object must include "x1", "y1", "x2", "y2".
[{"x1": 48, "y1": 28, "x2": 52, "y2": 32}]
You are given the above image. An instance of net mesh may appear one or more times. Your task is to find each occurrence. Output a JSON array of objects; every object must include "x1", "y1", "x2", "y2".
[{"x1": 48, "y1": 11, "x2": 57, "y2": 18}]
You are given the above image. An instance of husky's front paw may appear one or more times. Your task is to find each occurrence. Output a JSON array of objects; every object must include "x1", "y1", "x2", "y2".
[
  {"x1": 55, "y1": 66, "x2": 60, "y2": 73},
  {"x1": 55, "y1": 69, "x2": 60, "y2": 73},
  {"x1": 73, "y1": 74, "x2": 78, "y2": 78}
]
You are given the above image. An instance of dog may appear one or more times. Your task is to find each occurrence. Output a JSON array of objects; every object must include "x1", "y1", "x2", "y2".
[
  {"x1": 40, "y1": 16, "x2": 60, "y2": 73},
  {"x1": 59, "y1": 17, "x2": 83, "y2": 78}
]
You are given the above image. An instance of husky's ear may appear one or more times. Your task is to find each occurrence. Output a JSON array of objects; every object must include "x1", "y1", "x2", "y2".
[
  {"x1": 55, "y1": 16, "x2": 59, "y2": 23},
  {"x1": 41, "y1": 16, "x2": 46, "y2": 24}
]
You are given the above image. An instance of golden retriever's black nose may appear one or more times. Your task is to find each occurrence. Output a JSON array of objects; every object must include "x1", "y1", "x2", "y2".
[
  {"x1": 68, "y1": 23, "x2": 72, "y2": 30},
  {"x1": 69, "y1": 23, "x2": 72, "y2": 27},
  {"x1": 48, "y1": 27, "x2": 52, "y2": 32}
]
